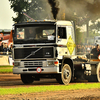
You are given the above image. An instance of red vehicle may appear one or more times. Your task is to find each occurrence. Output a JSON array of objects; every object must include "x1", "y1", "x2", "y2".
[{"x1": 0, "y1": 30, "x2": 13, "y2": 47}]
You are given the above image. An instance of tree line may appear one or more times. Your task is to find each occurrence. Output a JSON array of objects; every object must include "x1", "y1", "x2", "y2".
[{"x1": 9, "y1": 0, "x2": 100, "y2": 44}]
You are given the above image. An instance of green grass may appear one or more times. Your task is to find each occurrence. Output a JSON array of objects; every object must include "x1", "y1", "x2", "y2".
[
  {"x1": 0, "y1": 66, "x2": 13, "y2": 73},
  {"x1": 0, "y1": 69, "x2": 12, "y2": 73},
  {"x1": 0, "y1": 66, "x2": 100, "y2": 95},
  {"x1": 0, "y1": 66, "x2": 13, "y2": 68},
  {"x1": 0, "y1": 83, "x2": 100, "y2": 95}
]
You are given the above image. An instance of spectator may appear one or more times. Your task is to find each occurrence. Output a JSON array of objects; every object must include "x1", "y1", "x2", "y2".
[
  {"x1": 9, "y1": 44, "x2": 13, "y2": 53},
  {"x1": 0, "y1": 42, "x2": 3, "y2": 52},
  {"x1": 3, "y1": 43, "x2": 9, "y2": 54},
  {"x1": 87, "y1": 45, "x2": 91, "y2": 53},
  {"x1": 91, "y1": 44, "x2": 100, "y2": 59}
]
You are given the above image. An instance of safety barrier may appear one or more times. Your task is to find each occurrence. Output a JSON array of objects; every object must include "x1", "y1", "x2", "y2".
[
  {"x1": 0, "y1": 55, "x2": 9, "y2": 65},
  {"x1": 0, "y1": 54, "x2": 13, "y2": 66}
]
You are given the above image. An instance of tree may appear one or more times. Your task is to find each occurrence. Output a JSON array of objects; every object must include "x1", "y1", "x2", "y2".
[
  {"x1": 89, "y1": 21, "x2": 100, "y2": 34},
  {"x1": 57, "y1": 0, "x2": 100, "y2": 44},
  {"x1": 9, "y1": 0, "x2": 49, "y2": 23},
  {"x1": 58, "y1": 0, "x2": 100, "y2": 26},
  {"x1": 9, "y1": 0, "x2": 29, "y2": 23},
  {"x1": 75, "y1": 27, "x2": 85, "y2": 44},
  {"x1": 27, "y1": 0, "x2": 49, "y2": 20}
]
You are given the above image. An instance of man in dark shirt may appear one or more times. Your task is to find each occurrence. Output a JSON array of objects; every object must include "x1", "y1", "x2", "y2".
[
  {"x1": 26, "y1": 28, "x2": 36, "y2": 39},
  {"x1": 91, "y1": 44, "x2": 100, "y2": 59}
]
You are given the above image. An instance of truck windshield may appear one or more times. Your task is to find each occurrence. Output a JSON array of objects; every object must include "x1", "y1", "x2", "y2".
[{"x1": 14, "y1": 25, "x2": 56, "y2": 44}]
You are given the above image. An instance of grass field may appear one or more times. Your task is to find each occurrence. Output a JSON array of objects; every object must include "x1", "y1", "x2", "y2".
[
  {"x1": 0, "y1": 66, "x2": 100, "y2": 96},
  {"x1": 0, "y1": 66, "x2": 13, "y2": 73},
  {"x1": 0, "y1": 83, "x2": 100, "y2": 95}
]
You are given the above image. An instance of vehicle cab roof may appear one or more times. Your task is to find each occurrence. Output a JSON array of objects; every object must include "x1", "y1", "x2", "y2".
[{"x1": 14, "y1": 20, "x2": 73, "y2": 26}]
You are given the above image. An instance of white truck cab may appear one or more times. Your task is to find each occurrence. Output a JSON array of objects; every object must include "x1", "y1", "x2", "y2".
[{"x1": 12, "y1": 20, "x2": 100, "y2": 85}]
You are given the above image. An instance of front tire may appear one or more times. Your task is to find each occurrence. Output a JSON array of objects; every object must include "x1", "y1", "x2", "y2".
[
  {"x1": 56, "y1": 74, "x2": 63, "y2": 84},
  {"x1": 21, "y1": 74, "x2": 34, "y2": 84},
  {"x1": 61, "y1": 64, "x2": 72, "y2": 85}
]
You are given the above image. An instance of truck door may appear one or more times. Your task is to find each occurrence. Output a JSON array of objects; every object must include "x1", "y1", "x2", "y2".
[
  {"x1": 56, "y1": 26, "x2": 69, "y2": 58},
  {"x1": 57, "y1": 25, "x2": 75, "y2": 55},
  {"x1": 66, "y1": 26, "x2": 75, "y2": 41}
]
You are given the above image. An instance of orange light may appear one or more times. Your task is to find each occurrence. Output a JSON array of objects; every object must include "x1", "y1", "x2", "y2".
[
  {"x1": 54, "y1": 61, "x2": 59, "y2": 65},
  {"x1": 13, "y1": 62, "x2": 14, "y2": 66}
]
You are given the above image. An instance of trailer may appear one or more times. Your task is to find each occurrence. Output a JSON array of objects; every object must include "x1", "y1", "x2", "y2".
[{"x1": 12, "y1": 20, "x2": 100, "y2": 85}]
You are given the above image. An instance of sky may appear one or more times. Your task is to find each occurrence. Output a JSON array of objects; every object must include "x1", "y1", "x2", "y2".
[{"x1": 0, "y1": 0, "x2": 16, "y2": 29}]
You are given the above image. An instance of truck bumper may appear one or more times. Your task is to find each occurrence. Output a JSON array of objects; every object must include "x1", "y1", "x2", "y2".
[{"x1": 13, "y1": 66, "x2": 59, "y2": 74}]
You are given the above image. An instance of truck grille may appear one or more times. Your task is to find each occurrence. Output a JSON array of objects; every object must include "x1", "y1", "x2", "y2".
[
  {"x1": 14, "y1": 47, "x2": 54, "y2": 59},
  {"x1": 24, "y1": 61, "x2": 43, "y2": 67}
]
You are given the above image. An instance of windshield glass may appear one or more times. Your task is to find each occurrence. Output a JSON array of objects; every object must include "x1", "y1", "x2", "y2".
[{"x1": 14, "y1": 25, "x2": 56, "y2": 44}]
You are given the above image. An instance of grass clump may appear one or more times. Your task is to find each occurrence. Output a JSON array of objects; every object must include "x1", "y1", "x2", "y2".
[{"x1": 0, "y1": 66, "x2": 13, "y2": 73}]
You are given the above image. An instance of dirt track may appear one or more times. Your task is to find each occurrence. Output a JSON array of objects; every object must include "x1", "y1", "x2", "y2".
[{"x1": 0, "y1": 73, "x2": 100, "y2": 100}]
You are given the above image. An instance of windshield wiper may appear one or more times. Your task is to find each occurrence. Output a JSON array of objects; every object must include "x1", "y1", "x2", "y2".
[{"x1": 24, "y1": 47, "x2": 42, "y2": 59}]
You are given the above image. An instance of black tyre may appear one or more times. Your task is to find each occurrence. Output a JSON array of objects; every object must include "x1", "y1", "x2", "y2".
[
  {"x1": 21, "y1": 74, "x2": 34, "y2": 84},
  {"x1": 88, "y1": 63, "x2": 100, "y2": 82},
  {"x1": 61, "y1": 64, "x2": 72, "y2": 85},
  {"x1": 96, "y1": 63, "x2": 100, "y2": 82},
  {"x1": 56, "y1": 74, "x2": 63, "y2": 84}
]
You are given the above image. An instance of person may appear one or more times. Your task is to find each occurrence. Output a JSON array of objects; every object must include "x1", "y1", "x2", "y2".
[
  {"x1": 3, "y1": 43, "x2": 9, "y2": 55},
  {"x1": 9, "y1": 44, "x2": 13, "y2": 53},
  {"x1": 26, "y1": 28, "x2": 36, "y2": 39},
  {"x1": 91, "y1": 44, "x2": 100, "y2": 59},
  {"x1": 0, "y1": 42, "x2": 3, "y2": 52},
  {"x1": 17, "y1": 34, "x2": 21, "y2": 39}
]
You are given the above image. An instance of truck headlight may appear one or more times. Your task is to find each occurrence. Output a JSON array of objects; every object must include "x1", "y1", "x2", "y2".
[
  {"x1": 48, "y1": 61, "x2": 54, "y2": 66},
  {"x1": 14, "y1": 62, "x2": 20, "y2": 66},
  {"x1": 47, "y1": 61, "x2": 59, "y2": 66}
]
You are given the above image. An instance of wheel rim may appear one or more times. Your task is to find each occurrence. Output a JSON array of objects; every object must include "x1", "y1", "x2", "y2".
[
  {"x1": 97, "y1": 64, "x2": 100, "y2": 82},
  {"x1": 99, "y1": 68, "x2": 100, "y2": 80},
  {"x1": 62, "y1": 64, "x2": 71, "y2": 85},
  {"x1": 63, "y1": 69, "x2": 70, "y2": 79}
]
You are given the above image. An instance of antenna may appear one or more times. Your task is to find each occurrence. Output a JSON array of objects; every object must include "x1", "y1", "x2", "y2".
[{"x1": 22, "y1": 12, "x2": 34, "y2": 21}]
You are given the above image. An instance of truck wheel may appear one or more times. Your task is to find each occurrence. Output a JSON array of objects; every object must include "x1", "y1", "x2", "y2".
[
  {"x1": 61, "y1": 64, "x2": 72, "y2": 85},
  {"x1": 96, "y1": 63, "x2": 100, "y2": 82},
  {"x1": 21, "y1": 74, "x2": 34, "y2": 84},
  {"x1": 56, "y1": 74, "x2": 63, "y2": 84},
  {"x1": 88, "y1": 63, "x2": 100, "y2": 82}
]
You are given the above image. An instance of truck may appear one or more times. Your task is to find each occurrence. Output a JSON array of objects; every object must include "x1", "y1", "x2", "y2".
[
  {"x1": 12, "y1": 20, "x2": 100, "y2": 85},
  {"x1": 0, "y1": 30, "x2": 13, "y2": 47}
]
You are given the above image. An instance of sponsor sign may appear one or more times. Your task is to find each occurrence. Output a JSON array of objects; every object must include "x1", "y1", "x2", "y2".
[{"x1": 67, "y1": 36, "x2": 76, "y2": 55}]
